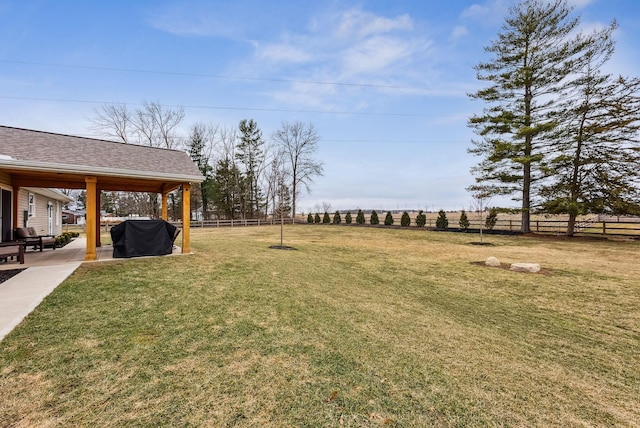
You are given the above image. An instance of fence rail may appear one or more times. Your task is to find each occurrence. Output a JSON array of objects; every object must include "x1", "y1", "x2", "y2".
[
  {"x1": 423, "y1": 218, "x2": 640, "y2": 237},
  {"x1": 167, "y1": 218, "x2": 295, "y2": 229}
]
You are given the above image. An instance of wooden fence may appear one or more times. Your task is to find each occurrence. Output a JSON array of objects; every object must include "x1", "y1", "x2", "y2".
[
  {"x1": 421, "y1": 218, "x2": 640, "y2": 237},
  {"x1": 93, "y1": 215, "x2": 640, "y2": 238},
  {"x1": 168, "y1": 218, "x2": 295, "y2": 229}
]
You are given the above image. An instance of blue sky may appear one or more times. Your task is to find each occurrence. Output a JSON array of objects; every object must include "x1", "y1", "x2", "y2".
[{"x1": 1, "y1": 0, "x2": 639, "y2": 213}]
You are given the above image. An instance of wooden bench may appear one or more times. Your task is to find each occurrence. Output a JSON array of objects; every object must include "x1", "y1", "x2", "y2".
[
  {"x1": 0, "y1": 242, "x2": 25, "y2": 264},
  {"x1": 13, "y1": 227, "x2": 56, "y2": 252}
]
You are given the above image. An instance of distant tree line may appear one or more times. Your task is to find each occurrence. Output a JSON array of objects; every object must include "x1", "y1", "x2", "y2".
[
  {"x1": 306, "y1": 208, "x2": 502, "y2": 233},
  {"x1": 307, "y1": 209, "x2": 426, "y2": 228},
  {"x1": 89, "y1": 103, "x2": 323, "y2": 219}
]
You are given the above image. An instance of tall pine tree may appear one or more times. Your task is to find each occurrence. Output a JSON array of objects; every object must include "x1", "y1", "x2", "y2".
[
  {"x1": 237, "y1": 119, "x2": 265, "y2": 219},
  {"x1": 541, "y1": 23, "x2": 640, "y2": 235},
  {"x1": 188, "y1": 124, "x2": 214, "y2": 220},
  {"x1": 469, "y1": 0, "x2": 593, "y2": 233},
  {"x1": 211, "y1": 157, "x2": 245, "y2": 220}
]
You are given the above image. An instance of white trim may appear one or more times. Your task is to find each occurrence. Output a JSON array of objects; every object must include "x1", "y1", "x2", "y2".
[
  {"x1": 28, "y1": 193, "x2": 36, "y2": 218},
  {"x1": 0, "y1": 159, "x2": 204, "y2": 183},
  {"x1": 47, "y1": 201, "x2": 54, "y2": 235},
  {"x1": 23, "y1": 187, "x2": 74, "y2": 203}
]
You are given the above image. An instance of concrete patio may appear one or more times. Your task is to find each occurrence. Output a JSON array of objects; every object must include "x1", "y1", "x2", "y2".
[{"x1": 0, "y1": 237, "x2": 114, "y2": 269}]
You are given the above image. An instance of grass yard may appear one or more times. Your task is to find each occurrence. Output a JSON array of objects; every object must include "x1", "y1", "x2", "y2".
[{"x1": 1, "y1": 226, "x2": 639, "y2": 427}]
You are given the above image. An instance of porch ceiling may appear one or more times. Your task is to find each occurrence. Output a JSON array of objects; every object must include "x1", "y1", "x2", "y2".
[{"x1": 5, "y1": 168, "x2": 183, "y2": 193}]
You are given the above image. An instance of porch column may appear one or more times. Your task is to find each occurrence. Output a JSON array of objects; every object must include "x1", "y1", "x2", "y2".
[
  {"x1": 161, "y1": 189, "x2": 169, "y2": 221},
  {"x1": 181, "y1": 183, "x2": 191, "y2": 254},
  {"x1": 96, "y1": 188, "x2": 102, "y2": 247},
  {"x1": 85, "y1": 176, "x2": 97, "y2": 261}
]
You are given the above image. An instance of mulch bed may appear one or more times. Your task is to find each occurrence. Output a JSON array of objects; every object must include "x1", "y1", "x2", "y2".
[
  {"x1": 269, "y1": 245, "x2": 298, "y2": 250},
  {"x1": 0, "y1": 268, "x2": 26, "y2": 285}
]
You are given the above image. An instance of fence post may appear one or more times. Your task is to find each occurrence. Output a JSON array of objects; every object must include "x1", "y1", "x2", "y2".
[
  {"x1": 536, "y1": 221, "x2": 539, "y2": 232},
  {"x1": 603, "y1": 221, "x2": 606, "y2": 235},
  {"x1": 509, "y1": 220, "x2": 513, "y2": 231}
]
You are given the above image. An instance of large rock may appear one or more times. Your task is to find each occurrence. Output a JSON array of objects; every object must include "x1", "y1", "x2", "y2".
[
  {"x1": 485, "y1": 256, "x2": 501, "y2": 267},
  {"x1": 510, "y1": 263, "x2": 541, "y2": 273}
]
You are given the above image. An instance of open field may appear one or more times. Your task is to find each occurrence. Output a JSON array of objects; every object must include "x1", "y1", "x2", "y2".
[{"x1": 1, "y1": 226, "x2": 639, "y2": 426}]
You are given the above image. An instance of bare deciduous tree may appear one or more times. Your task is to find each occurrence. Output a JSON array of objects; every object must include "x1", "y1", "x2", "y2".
[
  {"x1": 90, "y1": 100, "x2": 185, "y2": 149},
  {"x1": 89, "y1": 100, "x2": 186, "y2": 218},
  {"x1": 90, "y1": 104, "x2": 131, "y2": 143},
  {"x1": 264, "y1": 148, "x2": 287, "y2": 217},
  {"x1": 467, "y1": 184, "x2": 496, "y2": 243},
  {"x1": 272, "y1": 121, "x2": 324, "y2": 217},
  {"x1": 214, "y1": 125, "x2": 238, "y2": 162}
]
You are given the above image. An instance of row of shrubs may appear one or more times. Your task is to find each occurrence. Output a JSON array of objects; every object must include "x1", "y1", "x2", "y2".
[
  {"x1": 55, "y1": 231, "x2": 80, "y2": 247},
  {"x1": 307, "y1": 209, "x2": 499, "y2": 230}
]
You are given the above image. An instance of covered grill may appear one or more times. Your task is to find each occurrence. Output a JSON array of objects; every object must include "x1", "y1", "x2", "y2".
[{"x1": 110, "y1": 220, "x2": 179, "y2": 258}]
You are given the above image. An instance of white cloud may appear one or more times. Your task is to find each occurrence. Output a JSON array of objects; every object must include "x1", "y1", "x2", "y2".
[
  {"x1": 341, "y1": 36, "x2": 429, "y2": 77},
  {"x1": 461, "y1": 4, "x2": 487, "y2": 20},
  {"x1": 254, "y1": 42, "x2": 314, "y2": 64},
  {"x1": 460, "y1": 0, "x2": 510, "y2": 25},
  {"x1": 331, "y1": 8, "x2": 413, "y2": 39},
  {"x1": 461, "y1": 0, "x2": 593, "y2": 24},
  {"x1": 147, "y1": 3, "x2": 242, "y2": 39},
  {"x1": 450, "y1": 25, "x2": 469, "y2": 41},
  {"x1": 567, "y1": 0, "x2": 595, "y2": 8},
  {"x1": 240, "y1": 6, "x2": 434, "y2": 110}
]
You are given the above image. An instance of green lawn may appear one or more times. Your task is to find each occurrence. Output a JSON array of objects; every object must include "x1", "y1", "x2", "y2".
[{"x1": 1, "y1": 226, "x2": 639, "y2": 427}]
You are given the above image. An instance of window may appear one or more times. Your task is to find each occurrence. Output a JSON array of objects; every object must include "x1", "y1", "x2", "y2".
[{"x1": 28, "y1": 193, "x2": 35, "y2": 217}]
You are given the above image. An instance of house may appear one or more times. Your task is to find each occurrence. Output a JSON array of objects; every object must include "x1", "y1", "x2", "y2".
[
  {"x1": 14, "y1": 187, "x2": 73, "y2": 239},
  {"x1": 0, "y1": 125, "x2": 204, "y2": 260},
  {"x1": 62, "y1": 209, "x2": 86, "y2": 225}
]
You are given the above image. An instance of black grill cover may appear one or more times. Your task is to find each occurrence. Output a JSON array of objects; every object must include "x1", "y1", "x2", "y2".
[{"x1": 110, "y1": 220, "x2": 177, "y2": 258}]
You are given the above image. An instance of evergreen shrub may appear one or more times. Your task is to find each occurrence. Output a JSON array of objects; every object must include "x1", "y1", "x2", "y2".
[
  {"x1": 356, "y1": 209, "x2": 365, "y2": 224},
  {"x1": 323, "y1": 212, "x2": 331, "y2": 224},
  {"x1": 370, "y1": 210, "x2": 379, "y2": 225},
  {"x1": 485, "y1": 208, "x2": 498, "y2": 230},
  {"x1": 436, "y1": 210, "x2": 448, "y2": 230},
  {"x1": 345, "y1": 212, "x2": 352, "y2": 224},
  {"x1": 416, "y1": 210, "x2": 426, "y2": 227},
  {"x1": 384, "y1": 211, "x2": 394, "y2": 226},
  {"x1": 459, "y1": 210, "x2": 470, "y2": 231},
  {"x1": 333, "y1": 211, "x2": 342, "y2": 224},
  {"x1": 401, "y1": 211, "x2": 410, "y2": 227},
  {"x1": 314, "y1": 213, "x2": 321, "y2": 223}
]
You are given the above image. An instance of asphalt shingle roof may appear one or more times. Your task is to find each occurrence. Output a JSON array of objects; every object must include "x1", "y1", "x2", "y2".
[{"x1": 0, "y1": 125, "x2": 203, "y2": 181}]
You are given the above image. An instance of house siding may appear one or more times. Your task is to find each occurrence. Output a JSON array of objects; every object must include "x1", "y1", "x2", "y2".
[{"x1": 18, "y1": 189, "x2": 64, "y2": 236}]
